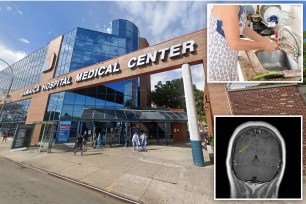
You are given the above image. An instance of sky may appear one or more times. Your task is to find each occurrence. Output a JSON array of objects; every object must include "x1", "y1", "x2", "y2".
[{"x1": 0, "y1": 1, "x2": 206, "y2": 91}]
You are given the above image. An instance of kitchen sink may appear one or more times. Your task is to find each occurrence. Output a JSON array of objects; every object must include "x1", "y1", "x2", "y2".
[{"x1": 255, "y1": 50, "x2": 299, "y2": 71}]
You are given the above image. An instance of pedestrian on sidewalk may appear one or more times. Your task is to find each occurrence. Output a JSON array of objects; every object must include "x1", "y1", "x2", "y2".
[
  {"x1": 83, "y1": 131, "x2": 89, "y2": 152},
  {"x1": 2, "y1": 130, "x2": 8, "y2": 143},
  {"x1": 140, "y1": 132, "x2": 147, "y2": 151},
  {"x1": 74, "y1": 133, "x2": 84, "y2": 156},
  {"x1": 132, "y1": 131, "x2": 140, "y2": 151},
  {"x1": 97, "y1": 132, "x2": 102, "y2": 147},
  {"x1": 93, "y1": 132, "x2": 98, "y2": 149}
]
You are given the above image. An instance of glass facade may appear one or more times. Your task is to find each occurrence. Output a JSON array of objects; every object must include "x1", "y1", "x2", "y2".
[
  {"x1": 0, "y1": 19, "x2": 141, "y2": 139},
  {"x1": 55, "y1": 19, "x2": 139, "y2": 77},
  {"x1": 45, "y1": 81, "x2": 135, "y2": 122},
  {"x1": 44, "y1": 19, "x2": 140, "y2": 137},
  {"x1": 0, "y1": 99, "x2": 31, "y2": 122},
  {"x1": 0, "y1": 45, "x2": 49, "y2": 94}
]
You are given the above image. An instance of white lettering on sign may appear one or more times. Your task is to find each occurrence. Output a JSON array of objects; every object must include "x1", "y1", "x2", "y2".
[
  {"x1": 21, "y1": 40, "x2": 196, "y2": 97},
  {"x1": 127, "y1": 40, "x2": 196, "y2": 69},
  {"x1": 21, "y1": 86, "x2": 41, "y2": 96},
  {"x1": 76, "y1": 63, "x2": 120, "y2": 83},
  {"x1": 41, "y1": 77, "x2": 72, "y2": 91},
  {"x1": 128, "y1": 58, "x2": 137, "y2": 68}
]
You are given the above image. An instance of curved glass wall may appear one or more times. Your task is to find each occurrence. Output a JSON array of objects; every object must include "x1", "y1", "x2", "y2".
[
  {"x1": 100, "y1": 19, "x2": 140, "y2": 51},
  {"x1": 45, "y1": 19, "x2": 140, "y2": 137},
  {"x1": 55, "y1": 19, "x2": 139, "y2": 77},
  {"x1": 0, "y1": 99, "x2": 31, "y2": 122},
  {"x1": 0, "y1": 45, "x2": 49, "y2": 94}
]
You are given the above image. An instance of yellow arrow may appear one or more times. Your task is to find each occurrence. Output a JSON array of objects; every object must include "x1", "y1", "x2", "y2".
[{"x1": 239, "y1": 146, "x2": 248, "y2": 153}]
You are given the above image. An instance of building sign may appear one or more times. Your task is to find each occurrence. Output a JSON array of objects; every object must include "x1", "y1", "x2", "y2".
[
  {"x1": 42, "y1": 77, "x2": 72, "y2": 91},
  {"x1": 56, "y1": 121, "x2": 71, "y2": 143},
  {"x1": 21, "y1": 77, "x2": 72, "y2": 96},
  {"x1": 21, "y1": 86, "x2": 41, "y2": 96},
  {"x1": 21, "y1": 39, "x2": 196, "y2": 96},
  {"x1": 75, "y1": 63, "x2": 120, "y2": 82},
  {"x1": 128, "y1": 40, "x2": 195, "y2": 69}
]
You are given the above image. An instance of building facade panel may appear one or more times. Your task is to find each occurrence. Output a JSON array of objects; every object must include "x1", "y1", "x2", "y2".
[{"x1": 204, "y1": 83, "x2": 232, "y2": 137}]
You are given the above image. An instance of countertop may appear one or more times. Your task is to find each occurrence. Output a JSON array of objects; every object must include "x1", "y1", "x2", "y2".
[{"x1": 238, "y1": 43, "x2": 302, "y2": 82}]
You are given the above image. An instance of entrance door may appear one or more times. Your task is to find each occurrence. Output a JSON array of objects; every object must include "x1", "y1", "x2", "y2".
[{"x1": 94, "y1": 121, "x2": 125, "y2": 146}]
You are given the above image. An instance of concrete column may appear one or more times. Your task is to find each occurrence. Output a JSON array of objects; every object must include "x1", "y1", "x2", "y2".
[
  {"x1": 182, "y1": 63, "x2": 204, "y2": 167},
  {"x1": 125, "y1": 122, "x2": 128, "y2": 147},
  {"x1": 155, "y1": 123, "x2": 159, "y2": 143},
  {"x1": 164, "y1": 122, "x2": 168, "y2": 145}
]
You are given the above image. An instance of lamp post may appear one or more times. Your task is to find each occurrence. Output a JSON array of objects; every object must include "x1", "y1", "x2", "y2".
[{"x1": 0, "y1": 59, "x2": 14, "y2": 123}]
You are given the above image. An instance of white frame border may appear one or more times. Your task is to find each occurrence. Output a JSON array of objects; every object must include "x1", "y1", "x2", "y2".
[
  {"x1": 213, "y1": 115, "x2": 303, "y2": 200},
  {"x1": 207, "y1": 3, "x2": 303, "y2": 84}
]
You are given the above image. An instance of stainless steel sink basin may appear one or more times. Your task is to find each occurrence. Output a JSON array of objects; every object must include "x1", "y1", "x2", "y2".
[{"x1": 255, "y1": 50, "x2": 299, "y2": 71}]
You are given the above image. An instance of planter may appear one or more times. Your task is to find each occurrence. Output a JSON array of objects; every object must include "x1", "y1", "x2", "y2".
[{"x1": 207, "y1": 145, "x2": 214, "y2": 164}]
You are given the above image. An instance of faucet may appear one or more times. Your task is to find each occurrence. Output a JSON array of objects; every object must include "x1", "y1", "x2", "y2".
[{"x1": 278, "y1": 27, "x2": 301, "y2": 60}]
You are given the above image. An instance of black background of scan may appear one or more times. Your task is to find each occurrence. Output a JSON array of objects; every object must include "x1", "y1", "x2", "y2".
[{"x1": 215, "y1": 116, "x2": 302, "y2": 199}]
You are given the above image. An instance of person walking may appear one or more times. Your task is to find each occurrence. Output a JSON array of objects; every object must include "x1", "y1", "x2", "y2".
[
  {"x1": 83, "y1": 131, "x2": 89, "y2": 152},
  {"x1": 2, "y1": 131, "x2": 8, "y2": 143},
  {"x1": 97, "y1": 132, "x2": 102, "y2": 147},
  {"x1": 131, "y1": 131, "x2": 140, "y2": 152},
  {"x1": 140, "y1": 132, "x2": 147, "y2": 151},
  {"x1": 93, "y1": 132, "x2": 98, "y2": 149},
  {"x1": 74, "y1": 133, "x2": 84, "y2": 156}
]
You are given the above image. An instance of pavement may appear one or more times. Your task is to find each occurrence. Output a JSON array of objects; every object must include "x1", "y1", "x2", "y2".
[{"x1": 0, "y1": 138, "x2": 305, "y2": 204}]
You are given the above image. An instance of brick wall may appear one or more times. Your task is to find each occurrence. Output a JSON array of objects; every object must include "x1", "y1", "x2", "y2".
[
  {"x1": 228, "y1": 85, "x2": 306, "y2": 175},
  {"x1": 204, "y1": 83, "x2": 232, "y2": 137},
  {"x1": 139, "y1": 37, "x2": 152, "y2": 108}
]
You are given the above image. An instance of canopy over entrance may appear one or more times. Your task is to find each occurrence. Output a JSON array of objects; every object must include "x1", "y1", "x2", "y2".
[{"x1": 80, "y1": 108, "x2": 188, "y2": 122}]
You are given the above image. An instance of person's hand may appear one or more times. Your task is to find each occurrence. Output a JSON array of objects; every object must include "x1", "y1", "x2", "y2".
[
  {"x1": 262, "y1": 36, "x2": 272, "y2": 43},
  {"x1": 264, "y1": 41, "x2": 278, "y2": 52}
]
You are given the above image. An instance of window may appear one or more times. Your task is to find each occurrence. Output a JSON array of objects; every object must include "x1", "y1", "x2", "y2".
[
  {"x1": 74, "y1": 94, "x2": 85, "y2": 105},
  {"x1": 102, "y1": 45, "x2": 110, "y2": 54},
  {"x1": 63, "y1": 92, "x2": 75, "y2": 104}
]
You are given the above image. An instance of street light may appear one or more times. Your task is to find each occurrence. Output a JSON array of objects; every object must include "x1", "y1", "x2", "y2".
[{"x1": 0, "y1": 59, "x2": 14, "y2": 122}]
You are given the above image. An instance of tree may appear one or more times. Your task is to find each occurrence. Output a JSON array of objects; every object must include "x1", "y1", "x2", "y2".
[
  {"x1": 193, "y1": 87, "x2": 205, "y2": 121},
  {"x1": 151, "y1": 78, "x2": 205, "y2": 121},
  {"x1": 151, "y1": 79, "x2": 185, "y2": 109}
]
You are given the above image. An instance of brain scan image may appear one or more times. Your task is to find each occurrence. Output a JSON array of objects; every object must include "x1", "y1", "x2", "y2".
[{"x1": 226, "y1": 121, "x2": 286, "y2": 198}]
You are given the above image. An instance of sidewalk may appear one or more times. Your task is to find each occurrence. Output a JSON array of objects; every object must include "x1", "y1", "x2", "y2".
[{"x1": 0, "y1": 138, "x2": 305, "y2": 204}]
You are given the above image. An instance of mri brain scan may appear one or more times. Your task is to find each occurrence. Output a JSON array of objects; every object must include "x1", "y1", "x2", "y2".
[{"x1": 226, "y1": 122, "x2": 286, "y2": 198}]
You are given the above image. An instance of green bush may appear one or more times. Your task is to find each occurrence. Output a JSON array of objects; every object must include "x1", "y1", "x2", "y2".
[{"x1": 210, "y1": 136, "x2": 214, "y2": 151}]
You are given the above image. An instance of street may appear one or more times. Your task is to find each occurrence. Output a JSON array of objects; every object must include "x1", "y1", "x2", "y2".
[{"x1": 0, "y1": 156, "x2": 126, "y2": 204}]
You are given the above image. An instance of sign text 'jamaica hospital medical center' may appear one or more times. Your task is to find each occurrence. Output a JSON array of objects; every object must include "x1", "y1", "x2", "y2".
[{"x1": 21, "y1": 40, "x2": 196, "y2": 97}]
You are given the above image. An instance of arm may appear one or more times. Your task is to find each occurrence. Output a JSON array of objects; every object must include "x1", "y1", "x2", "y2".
[
  {"x1": 243, "y1": 25, "x2": 263, "y2": 41},
  {"x1": 213, "y1": 5, "x2": 277, "y2": 51}
]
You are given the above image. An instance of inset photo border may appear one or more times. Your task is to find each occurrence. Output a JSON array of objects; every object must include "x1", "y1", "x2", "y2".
[
  {"x1": 214, "y1": 115, "x2": 303, "y2": 200},
  {"x1": 207, "y1": 4, "x2": 303, "y2": 83}
]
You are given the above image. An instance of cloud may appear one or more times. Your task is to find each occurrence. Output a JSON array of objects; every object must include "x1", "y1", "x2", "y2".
[
  {"x1": 151, "y1": 69, "x2": 181, "y2": 91},
  {"x1": 190, "y1": 64, "x2": 205, "y2": 91},
  {"x1": 18, "y1": 38, "x2": 30, "y2": 44},
  {"x1": 116, "y1": 1, "x2": 206, "y2": 44},
  {"x1": 117, "y1": 1, "x2": 206, "y2": 91},
  {"x1": 0, "y1": 44, "x2": 26, "y2": 71},
  {"x1": 6, "y1": 6, "x2": 12, "y2": 11},
  {"x1": 17, "y1": 9, "x2": 23, "y2": 15}
]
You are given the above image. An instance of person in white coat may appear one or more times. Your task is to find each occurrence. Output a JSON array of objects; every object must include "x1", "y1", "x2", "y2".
[
  {"x1": 140, "y1": 132, "x2": 147, "y2": 151},
  {"x1": 132, "y1": 131, "x2": 140, "y2": 151}
]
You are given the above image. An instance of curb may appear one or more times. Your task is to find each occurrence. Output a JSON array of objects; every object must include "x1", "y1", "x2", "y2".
[{"x1": 3, "y1": 157, "x2": 142, "y2": 204}]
